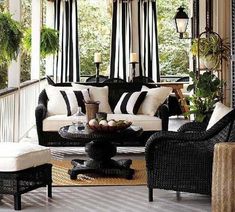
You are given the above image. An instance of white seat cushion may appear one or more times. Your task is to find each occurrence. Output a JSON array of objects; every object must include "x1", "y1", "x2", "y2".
[
  {"x1": 0, "y1": 143, "x2": 51, "y2": 172},
  {"x1": 43, "y1": 114, "x2": 162, "y2": 131}
]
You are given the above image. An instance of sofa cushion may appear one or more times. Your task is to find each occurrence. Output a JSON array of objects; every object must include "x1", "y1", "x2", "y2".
[
  {"x1": 206, "y1": 102, "x2": 232, "y2": 130},
  {"x1": 60, "y1": 90, "x2": 90, "y2": 116},
  {"x1": 43, "y1": 114, "x2": 162, "y2": 131},
  {"x1": 0, "y1": 143, "x2": 51, "y2": 171},
  {"x1": 139, "y1": 85, "x2": 172, "y2": 116},
  {"x1": 45, "y1": 85, "x2": 90, "y2": 116},
  {"x1": 114, "y1": 91, "x2": 147, "y2": 115},
  {"x1": 72, "y1": 84, "x2": 112, "y2": 113}
]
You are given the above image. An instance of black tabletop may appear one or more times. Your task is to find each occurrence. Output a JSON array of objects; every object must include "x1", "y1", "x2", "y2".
[{"x1": 58, "y1": 125, "x2": 143, "y2": 141}]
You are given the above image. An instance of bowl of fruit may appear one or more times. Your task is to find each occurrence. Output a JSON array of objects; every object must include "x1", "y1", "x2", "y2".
[{"x1": 88, "y1": 118, "x2": 132, "y2": 132}]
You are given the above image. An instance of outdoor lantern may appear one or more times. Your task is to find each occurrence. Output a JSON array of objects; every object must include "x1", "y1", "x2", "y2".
[{"x1": 174, "y1": 6, "x2": 189, "y2": 39}]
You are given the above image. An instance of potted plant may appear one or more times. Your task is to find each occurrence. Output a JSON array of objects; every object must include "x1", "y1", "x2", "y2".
[
  {"x1": 22, "y1": 26, "x2": 59, "y2": 57},
  {"x1": 191, "y1": 34, "x2": 230, "y2": 69},
  {"x1": 187, "y1": 71, "x2": 223, "y2": 122},
  {"x1": 0, "y1": 11, "x2": 23, "y2": 67}
]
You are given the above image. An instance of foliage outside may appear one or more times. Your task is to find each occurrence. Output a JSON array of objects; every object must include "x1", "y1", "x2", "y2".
[
  {"x1": 78, "y1": 0, "x2": 112, "y2": 76},
  {"x1": 187, "y1": 71, "x2": 223, "y2": 122},
  {"x1": 157, "y1": 0, "x2": 189, "y2": 76}
]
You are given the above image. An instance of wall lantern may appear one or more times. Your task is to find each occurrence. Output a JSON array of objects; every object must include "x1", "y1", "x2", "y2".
[{"x1": 174, "y1": 6, "x2": 189, "y2": 39}]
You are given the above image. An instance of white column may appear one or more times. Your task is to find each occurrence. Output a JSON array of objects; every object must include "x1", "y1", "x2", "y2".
[
  {"x1": 8, "y1": 0, "x2": 21, "y2": 87},
  {"x1": 46, "y1": 0, "x2": 55, "y2": 77},
  {"x1": 31, "y1": 0, "x2": 41, "y2": 80}
]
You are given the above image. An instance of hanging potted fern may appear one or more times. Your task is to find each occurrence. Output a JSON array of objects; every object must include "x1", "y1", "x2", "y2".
[
  {"x1": 22, "y1": 26, "x2": 59, "y2": 57},
  {"x1": 191, "y1": 34, "x2": 230, "y2": 70},
  {"x1": 0, "y1": 11, "x2": 23, "y2": 67}
]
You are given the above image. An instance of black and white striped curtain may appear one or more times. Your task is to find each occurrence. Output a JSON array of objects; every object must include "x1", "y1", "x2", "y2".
[
  {"x1": 110, "y1": 0, "x2": 132, "y2": 81},
  {"x1": 54, "y1": 0, "x2": 79, "y2": 83},
  {"x1": 138, "y1": 0, "x2": 160, "y2": 82}
]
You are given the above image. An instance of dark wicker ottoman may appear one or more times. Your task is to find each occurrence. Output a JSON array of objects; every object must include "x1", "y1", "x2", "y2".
[
  {"x1": 0, "y1": 143, "x2": 52, "y2": 210},
  {"x1": 0, "y1": 164, "x2": 52, "y2": 210}
]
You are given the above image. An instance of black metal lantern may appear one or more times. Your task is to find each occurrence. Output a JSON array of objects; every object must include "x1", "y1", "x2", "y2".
[{"x1": 174, "y1": 6, "x2": 189, "y2": 39}]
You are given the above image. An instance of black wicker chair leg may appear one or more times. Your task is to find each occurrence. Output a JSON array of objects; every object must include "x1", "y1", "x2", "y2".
[
  {"x1": 176, "y1": 191, "x2": 181, "y2": 200},
  {"x1": 14, "y1": 194, "x2": 21, "y2": 210},
  {"x1": 148, "y1": 188, "x2": 153, "y2": 202},
  {"x1": 47, "y1": 184, "x2": 52, "y2": 198}
]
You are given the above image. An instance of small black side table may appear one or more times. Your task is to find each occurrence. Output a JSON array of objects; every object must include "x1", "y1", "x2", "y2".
[{"x1": 58, "y1": 125, "x2": 143, "y2": 180}]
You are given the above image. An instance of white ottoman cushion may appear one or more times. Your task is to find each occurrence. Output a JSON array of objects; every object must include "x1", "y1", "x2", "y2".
[{"x1": 0, "y1": 143, "x2": 51, "y2": 172}]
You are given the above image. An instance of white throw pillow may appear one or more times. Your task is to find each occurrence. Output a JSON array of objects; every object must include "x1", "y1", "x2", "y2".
[
  {"x1": 206, "y1": 102, "x2": 232, "y2": 130},
  {"x1": 138, "y1": 85, "x2": 172, "y2": 116},
  {"x1": 45, "y1": 85, "x2": 90, "y2": 116},
  {"x1": 114, "y1": 91, "x2": 147, "y2": 115},
  {"x1": 72, "y1": 84, "x2": 112, "y2": 113}
]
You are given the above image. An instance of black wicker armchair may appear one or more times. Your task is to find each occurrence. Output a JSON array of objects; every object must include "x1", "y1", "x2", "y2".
[{"x1": 145, "y1": 108, "x2": 235, "y2": 201}]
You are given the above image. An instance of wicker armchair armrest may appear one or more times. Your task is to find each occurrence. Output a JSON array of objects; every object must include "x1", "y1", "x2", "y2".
[
  {"x1": 35, "y1": 104, "x2": 47, "y2": 133},
  {"x1": 36, "y1": 104, "x2": 47, "y2": 120},
  {"x1": 178, "y1": 122, "x2": 207, "y2": 133},
  {"x1": 155, "y1": 103, "x2": 169, "y2": 131}
]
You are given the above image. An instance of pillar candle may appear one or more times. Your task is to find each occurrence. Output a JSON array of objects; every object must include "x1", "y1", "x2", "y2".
[
  {"x1": 94, "y1": 53, "x2": 102, "y2": 63},
  {"x1": 130, "y1": 53, "x2": 138, "y2": 63}
]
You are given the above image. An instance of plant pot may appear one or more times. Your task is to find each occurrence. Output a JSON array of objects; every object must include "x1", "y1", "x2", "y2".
[
  {"x1": 203, "y1": 55, "x2": 219, "y2": 70},
  {"x1": 84, "y1": 101, "x2": 100, "y2": 123}
]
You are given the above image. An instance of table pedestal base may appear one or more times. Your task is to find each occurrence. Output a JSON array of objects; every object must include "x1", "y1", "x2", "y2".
[
  {"x1": 68, "y1": 159, "x2": 134, "y2": 180},
  {"x1": 68, "y1": 139, "x2": 134, "y2": 180}
]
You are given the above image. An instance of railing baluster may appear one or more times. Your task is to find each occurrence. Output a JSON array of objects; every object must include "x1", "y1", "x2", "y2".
[{"x1": 0, "y1": 78, "x2": 47, "y2": 143}]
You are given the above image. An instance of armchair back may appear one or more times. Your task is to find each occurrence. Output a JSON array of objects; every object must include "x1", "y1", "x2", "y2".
[{"x1": 145, "y1": 108, "x2": 235, "y2": 200}]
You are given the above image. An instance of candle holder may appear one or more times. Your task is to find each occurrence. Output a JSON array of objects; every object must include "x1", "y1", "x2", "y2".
[
  {"x1": 130, "y1": 62, "x2": 138, "y2": 82},
  {"x1": 94, "y1": 62, "x2": 101, "y2": 83}
]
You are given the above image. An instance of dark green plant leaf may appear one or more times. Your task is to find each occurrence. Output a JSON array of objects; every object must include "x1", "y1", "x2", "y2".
[{"x1": 0, "y1": 12, "x2": 23, "y2": 67}]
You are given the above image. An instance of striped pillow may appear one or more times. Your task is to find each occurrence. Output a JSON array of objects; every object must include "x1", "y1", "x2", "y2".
[
  {"x1": 114, "y1": 91, "x2": 147, "y2": 115},
  {"x1": 60, "y1": 89, "x2": 90, "y2": 116}
]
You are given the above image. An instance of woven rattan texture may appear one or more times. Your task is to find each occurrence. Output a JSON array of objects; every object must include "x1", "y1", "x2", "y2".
[
  {"x1": 145, "y1": 109, "x2": 235, "y2": 197},
  {"x1": 0, "y1": 164, "x2": 52, "y2": 195},
  {"x1": 36, "y1": 83, "x2": 169, "y2": 146}
]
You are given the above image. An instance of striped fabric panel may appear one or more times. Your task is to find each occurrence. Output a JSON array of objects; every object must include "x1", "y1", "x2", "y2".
[
  {"x1": 60, "y1": 89, "x2": 90, "y2": 116},
  {"x1": 110, "y1": 0, "x2": 132, "y2": 81},
  {"x1": 138, "y1": 0, "x2": 160, "y2": 82},
  {"x1": 114, "y1": 91, "x2": 147, "y2": 115},
  {"x1": 54, "y1": 0, "x2": 79, "y2": 83}
]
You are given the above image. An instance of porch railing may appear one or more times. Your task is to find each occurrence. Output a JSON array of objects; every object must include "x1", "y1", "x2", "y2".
[{"x1": 0, "y1": 78, "x2": 47, "y2": 142}]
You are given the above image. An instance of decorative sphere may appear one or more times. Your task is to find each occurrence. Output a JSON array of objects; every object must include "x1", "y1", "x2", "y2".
[
  {"x1": 99, "y1": 120, "x2": 108, "y2": 126},
  {"x1": 89, "y1": 119, "x2": 98, "y2": 126},
  {"x1": 108, "y1": 120, "x2": 116, "y2": 126}
]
